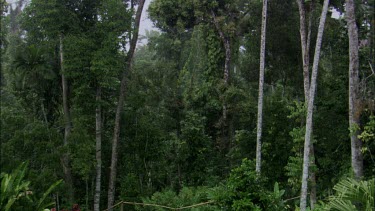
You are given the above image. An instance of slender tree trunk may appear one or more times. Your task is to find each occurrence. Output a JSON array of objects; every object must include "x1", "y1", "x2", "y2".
[
  {"x1": 296, "y1": 0, "x2": 310, "y2": 100},
  {"x1": 56, "y1": 193, "x2": 60, "y2": 211},
  {"x1": 86, "y1": 178, "x2": 89, "y2": 210},
  {"x1": 222, "y1": 38, "x2": 230, "y2": 122},
  {"x1": 211, "y1": 10, "x2": 231, "y2": 123},
  {"x1": 94, "y1": 86, "x2": 102, "y2": 211},
  {"x1": 300, "y1": 0, "x2": 329, "y2": 210},
  {"x1": 107, "y1": 1, "x2": 145, "y2": 210},
  {"x1": 346, "y1": 0, "x2": 364, "y2": 180},
  {"x1": 309, "y1": 146, "x2": 317, "y2": 209},
  {"x1": 296, "y1": 0, "x2": 317, "y2": 207},
  {"x1": 211, "y1": 11, "x2": 232, "y2": 161},
  {"x1": 60, "y1": 33, "x2": 74, "y2": 203},
  {"x1": 223, "y1": 38, "x2": 230, "y2": 87},
  {"x1": 255, "y1": 0, "x2": 268, "y2": 175}
]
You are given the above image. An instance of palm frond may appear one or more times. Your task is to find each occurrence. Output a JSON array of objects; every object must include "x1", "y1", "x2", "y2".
[{"x1": 327, "y1": 178, "x2": 374, "y2": 211}]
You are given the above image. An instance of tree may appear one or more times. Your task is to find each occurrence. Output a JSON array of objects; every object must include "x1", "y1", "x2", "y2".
[
  {"x1": 346, "y1": 0, "x2": 364, "y2": 180},
  {"x1": 77, "y1": 1, "x2": 131, "y2": 210},
  {"x1": 148, "y1": 0, "x2": 248, "y2": 153},
  {"x1": 255, "y1": 0, "x2": 268, "y2": 175},
  {"x1": 94, "y1": 86, "x2": 102, "y2": 211},
  {"x1": 296, "y1": 0, "x2": 317, "y2": 207},
  {"x1": 300, "y1": 0, "x2": 330, "y2": 210},
  {"x1": 107, "y1": 0, "x2": 146, "y2": 210},
  {"x1": 21, "y1": 0, "x2": 81, "y2": 202},
  {"x1": 296, "y1": 0, "x2": 313, "y2": 101},
  {"x1": 211, "y1": 9, "x2": 231, "y2": 123},
  {"x1": 59, "y1": 33, "x2": 75, "y2": 203}
]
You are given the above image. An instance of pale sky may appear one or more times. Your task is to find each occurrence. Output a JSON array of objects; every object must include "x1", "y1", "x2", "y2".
[
  {"x1": 138, "y1": 0, "x2": 158, "y2": 45},
  {"x1": 139, "y1": 0, "x2": 157, "y2": 35}
]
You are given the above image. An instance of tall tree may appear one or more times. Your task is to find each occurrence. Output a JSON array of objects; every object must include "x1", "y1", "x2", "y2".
[
  {"x1": 296, "y1": 0, "x2": 317, "y2": 208},
  {"x1": 21, "y1": 0, "x2": 82, "y2": 202},
  {"x1": 255, "y1": 0, "x2": 268, "y2": 174},
  {"x1": 345, "y1": 0, "x2": 364, "y2": 180},
  {"x1": 107, "y1": 0, "x2": 145, "y2": 210},
  {"x1": 300, "y1": 0, "x2": 329, "y2": 210},
  {"x1": 211, "y1": 10, "x2": 231, "y2": 123},
  {"x1": 59, "y1": 33, "x2": 75, "y2": 203}
]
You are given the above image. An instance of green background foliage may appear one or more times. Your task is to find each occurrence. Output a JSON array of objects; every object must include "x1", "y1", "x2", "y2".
[{"x1": 0, "y1": 0, "x2": 374, "y2": 210}]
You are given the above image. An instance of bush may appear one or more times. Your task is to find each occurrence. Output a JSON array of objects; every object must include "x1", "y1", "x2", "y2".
[
  {"x1": 139, "y1": 186, "x2": 219, "y2": 210},
  {"x1": 214, "y1": 159, "x2": 287, "y2": 211},
  {"x1": 139, "y1": 159, "x2": 288, "y2": 211}
]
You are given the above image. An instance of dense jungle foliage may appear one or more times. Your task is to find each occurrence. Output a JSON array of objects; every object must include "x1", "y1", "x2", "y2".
[{"x1": 0, "y1": 0, "x2": 374, "y2": 210}]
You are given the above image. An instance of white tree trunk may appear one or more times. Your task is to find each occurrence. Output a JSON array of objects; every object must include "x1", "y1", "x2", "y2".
[
  {"x1": 255, "y1": 0, "x2": 268, "y2": 174},
  {"x1": 94, "y1": 86, "x2": 102, "y2": 211},
  {"x1": 107, "y1": 1, "x2": 145, "y2": 210},
  {"x1": 346, "y1": 0, "x2": 364, "y2": 181},
  {"x1": 296, "y1": 0, "x2": 317, "y2": 208},
  {"x1": 300, "y1": 0, "x2": 329, "y2": 210}
]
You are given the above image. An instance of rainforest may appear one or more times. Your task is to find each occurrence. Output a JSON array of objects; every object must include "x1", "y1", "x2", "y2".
[{"x1": 0, "y1": 0, "x2": 374, "y2": 210}]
